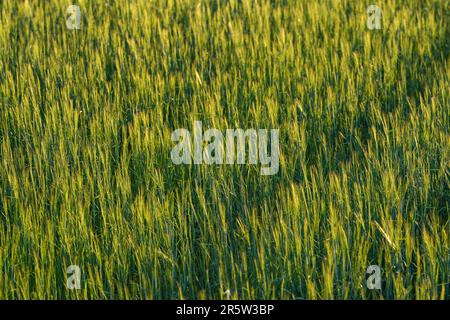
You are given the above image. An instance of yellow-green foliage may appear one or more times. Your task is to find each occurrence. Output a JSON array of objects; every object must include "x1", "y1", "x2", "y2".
[{"x1": 0, "y1": 0, "x2": 448, "y2": 299}]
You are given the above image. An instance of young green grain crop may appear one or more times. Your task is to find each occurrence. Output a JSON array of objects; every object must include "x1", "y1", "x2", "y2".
[{"x1": 0, "y1": 0, "x2": 448, "y2": 299}]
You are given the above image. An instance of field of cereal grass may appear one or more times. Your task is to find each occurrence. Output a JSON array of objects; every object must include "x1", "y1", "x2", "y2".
[{"x1": 0, "y1": 0, "x2": 448, "y2": 299}]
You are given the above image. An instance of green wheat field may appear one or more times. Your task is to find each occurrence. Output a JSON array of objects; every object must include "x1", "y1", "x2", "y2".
[{"x1": 0, "y1": 0, "x2": 448, "y2": 299}]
